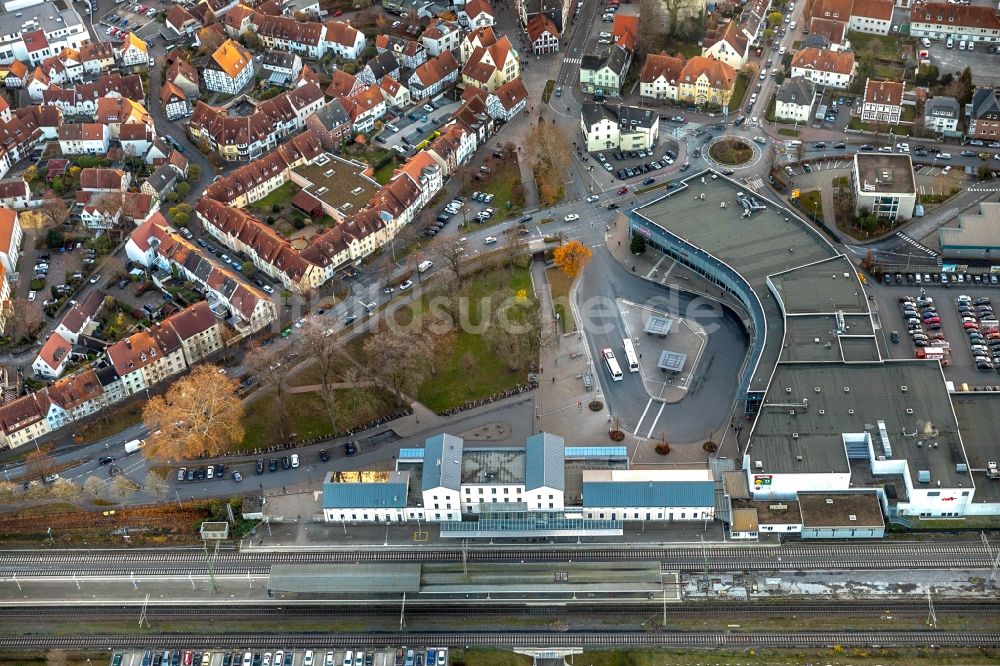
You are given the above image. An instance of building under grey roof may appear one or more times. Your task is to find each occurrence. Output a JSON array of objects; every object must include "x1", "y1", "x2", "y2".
[
  {"x1": 968, "y1": 87, "x2": 1000, "y2": 122},
  {"x1": 581, "y1": 101, "x2": 656, "y2": 131},
  {"x1": 311, "y1": 99, "x2": 351, "y2": 131},
  {"x1": 580, "y1": 44, "x2": 630, "y2": 78},
  {"x1": 853, "y1": 153, "x2": 916, "y2": 196},
  {"x1": 582, "y1": 479, "x2": 714, "y2": 509},
  {"x1": 938, "y1": 201, "x2": 1000, "y2": 259},
  {"x1": 322, "y1": 470, "x2": 409, "y2": 509},
  {"x1": 776, "y1": 77, "x2": 815, "y2": 107},
  {"x1": 926, "y1": 95, "x2": 959, "y2": 121},
  {"x1": 0, "y1": 0, "x2": 85, "y2": 41},
  {"x1": 421, "y1": 433, "x2": 464, "y2": 492},
  {"x1": 525, "y1": 432, "x2": 566, "y2": 491}
]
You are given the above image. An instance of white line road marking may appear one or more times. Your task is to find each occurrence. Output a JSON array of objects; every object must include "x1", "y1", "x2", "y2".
[
  {"x1": 634, "y1": 398, "x2": 653, "y2": 434},
  {"x1": 645, "y1": 254, "x2": 668, "y2": 279},
  {"x1": 646, "y1": 401, "x2": 666, "y2": 438}
]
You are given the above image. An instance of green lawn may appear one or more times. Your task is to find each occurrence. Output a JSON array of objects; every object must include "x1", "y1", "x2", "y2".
[
  {"x1": 241, "y1": 386, "x2": 401, "y2": 449},
  {"x1": 777, "y1": 127, "x2": 801, "y2": 137},
  {"x1": 847, "y1": 117, "x2": 909, "y2": 135},
  {"x1": 546, "y1": 267, "x2": 576, "y2": 333},
  {"x1": 76, "y1": 402, "x2": 144, "y2": 445},
  {"x1": 728, "y1": 72, "x2": 749, "y2": 112},
  {"x1": 542, "y1": 79, "x2": 555, "y2": 104},
  {"x1": 248, "y1": 181, "x2": 300, "y2": 213},
  {"x1": 374, "y1": 157, "x2": 401, "y2": 185},
  {"x1": 798, "y1": 190, "x2": 823, "y2": 222},
  {"x1": 847, "y1": 29, "x2": 909, "y2": 54},
  {"x1": 415, "y1": 265, "x2": 536, "y2": 412}
]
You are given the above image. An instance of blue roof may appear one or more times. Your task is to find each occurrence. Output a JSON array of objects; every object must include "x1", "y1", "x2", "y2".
[
  {"x1": 421, "y1": 433, "x2": 464, "y2": 492},
  {"x1": 398, "y1": 448, "x2": 424, "y2": 460},
  {"x1": 524, "y1": 432, "x2": 565, "y2": 491},
  {"x1": 565, "y1": 446, "x2": 628, "y2": 458},
  {"x1": 582, "y1": 480, "x2": 715, "y2": 508},
  {"x1": 322, "y1": 482, "x2": 408, "y2": 509}
]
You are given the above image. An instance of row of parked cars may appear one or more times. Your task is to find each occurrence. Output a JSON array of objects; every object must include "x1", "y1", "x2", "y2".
[
  {"x1": 955, "y1": 295, "x2": 1000, "y2": 371},
  {"x1": 900, "y1": 294, "x2": 946, "y2": 352},
  {"x1": 884, "y1": 271, "x2": 1000, "y2": 286}
]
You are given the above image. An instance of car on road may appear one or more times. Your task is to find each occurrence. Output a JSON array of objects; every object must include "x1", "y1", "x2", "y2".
[
  {"x1": 564, "y1": 213, "x2": 580, "y2": 221},
  {"x1": 268, "y1": 458, "x2": 278, "y2": 473},
  {"x1": 232, "y1": 471, "x2": 243, "y2": 483},
  {"x1": 753, "y1": 136, "x2": 767, "y2": 144},
  {"x1": 319, "y1": 449, "x2": 329, "y2": 462},
  {"x1": 399, "y1": 280, "x2": 413, "y2": 290},
  {"x1": 99, "y1": 456, "x2": 114, "y2": 465},
  {"x1": 255, "y1": 459, "x2": 264, "y2": 475},
  {"x1": 291, "y1": 453, "x2": 299, "y2": 468},
  {"x1": 281, "y1": 456, "x2": 291, "y2": 469},
  {"x1": 345, "y1": 441, "x2": 357, "y2": 456},
  {"x1": 484, "y1": 236, "x2": 498, "y2": 244},
  {"x1": 617, "y1": 186, "x2": 628, "y2": 194},
  {"x1": 642, "y1": 177, "x2": 655, "y2": 185}
]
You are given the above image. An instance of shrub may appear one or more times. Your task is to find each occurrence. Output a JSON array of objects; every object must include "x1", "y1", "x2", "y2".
[
  {"x1": 630, "y1": 233, "x2": 646, "y2": 255},
  {"x1": 655, "y1": 443, "x2": 671, "y2": 455}
]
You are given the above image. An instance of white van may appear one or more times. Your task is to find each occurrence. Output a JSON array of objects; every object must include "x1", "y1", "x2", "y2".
[
  {"x1": 938, "y1": 153, "x2": 952, "y2": 160},
  {"x1": 418, "y1": 260, "x2": 433, "y2": 272},
  {"x1": 946, "y1": 36, "x2": 954, "y2": 48},
  {"x1": 921, "y1": 37, "x2": 932, "y2": 48},
  {"x1": 959, "y1": 40, "x2": 967, "y2": 49}
]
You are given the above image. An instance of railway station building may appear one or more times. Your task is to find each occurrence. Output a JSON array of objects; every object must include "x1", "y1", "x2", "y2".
[
  {"x1": 627, "y1": 170, "x2": 1000, "y2": 526},
  {"x1": 320, "y1": 432, "x2": 717, "y2": 531}
]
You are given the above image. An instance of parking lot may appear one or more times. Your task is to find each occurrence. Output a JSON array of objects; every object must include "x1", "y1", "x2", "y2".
[
  {"x1": 579, "y1": 138, "x2": 684, "y2": 184},
  {"x1": 927, "y1": 41, "x2": 1000, "y2": 86},
  {"x1": 375, "y1": 100, "x2": 460, "y2": 156},
  {"x1": 97, "y1": 0, "x2": 162, "y2": 43},
  {"x1": 875, "y1": 277, "x2": 1000, "y2": 386},
  {"x1": 115, "y1": 647, "x2": 448, "y2": 666}
]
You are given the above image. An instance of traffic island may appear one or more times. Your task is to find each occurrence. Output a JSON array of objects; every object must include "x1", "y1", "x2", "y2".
[
  {"x1": 708, "y1": 137, "x2": 754, "y2": 166},
  {"x1": 616, "y1": 299, "x2": 707, "y2": 404}
]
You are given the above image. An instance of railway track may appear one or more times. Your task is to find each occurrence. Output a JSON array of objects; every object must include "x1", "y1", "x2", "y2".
[
  {"x1": 0, "y1": 601, "x2": 997, "y2": 618},
  {"x1": 0, "y1": 542, "x2": 992, "y2": 574},
  {"x1": 1, "y1": 630, "x2": 999, "y2": 650}
]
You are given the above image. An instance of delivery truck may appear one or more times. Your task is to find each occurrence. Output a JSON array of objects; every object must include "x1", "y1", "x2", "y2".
[{"x1": 124, "y1": 439, "x2": 143, "y2": 455}]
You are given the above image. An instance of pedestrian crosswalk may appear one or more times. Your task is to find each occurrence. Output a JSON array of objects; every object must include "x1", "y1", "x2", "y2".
[
  {"x1": 968, "y1": 184, "x2": 1000, "y2": 192},
  {"x1": 896, "y1": 232, "x2": 938, "y2": 257},
  {"x1": 744, "y1": 177, "x2": 764, "y2": 190},
  {"x1": 562, "y1": 57, "x2": 582, "y2": 65}
]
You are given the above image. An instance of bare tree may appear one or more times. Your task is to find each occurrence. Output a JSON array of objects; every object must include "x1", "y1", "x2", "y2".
[
  {"x1": 300, "y1": 321, "x2": 346, "y2": 432},
  {"x1": 47, "y1": 478, "x2": 80, "y2": 500},
  {"x1": 83, "y1": 475, "x2": 103, "y2": 498},
  {"x1": 433, "y1": 238, "x2": 468, "y2": 283},
  {"x1": 362, "y1": 325, "x2": 432, "y2": 402},
  {"x1": 108, "y1": 475, "x2": 137, "y2": 502},
  {"x1": 5, "y1": 297, "x2": 42, "y2": 341},
  {"x1": 25, "y1": 450, "x2": 58, "y2": 481},
  {"x1": 501, "y1": 228, "x2": 526, "y2": 270},
  {"x1": 143, "y1": 469, "x2": 169, "y2": 497},
  {"x1": 246, "y1": 347, "x2": 294, "y2": 440}
]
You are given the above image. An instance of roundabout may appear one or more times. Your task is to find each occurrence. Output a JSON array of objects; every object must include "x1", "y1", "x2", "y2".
[{"x1": 701, "y1": 134, "x2": 766, "y2": 172}]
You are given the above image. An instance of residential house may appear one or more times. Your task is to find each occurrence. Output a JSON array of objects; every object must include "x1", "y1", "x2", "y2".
[
  {"x1": 32, "y1": 331, "x2": 73, "y2": 379},
  {"x1": 305, "y1": 99, "x2": 353, "y2": 150},
  {"x1": 967, "y1": 87, "x2": 1000, "y2": 139},
  {"x1": 0, "y1": 178, "x2": 30, "y2": 209},
  {"x1": 357, "y1": 51, "x2": 401, "y2": 87},
  {"x1": 79, "y1": 42, "x2": 117, "y2": 75},
  {"x1": 848, "y1": 0, "x2": 894, "y2": 35},
  {"x1": 909, "y1": 3, "x2": 1000, "y2": 43},
  {"x1": 580, "y1": 102, "x2": 659, "y2": 152},
  {"x1": 80, "y1": 168, "x2": 130, "y2": 193},
  {"x1": 0, "y1": 207, "x2": 21, "y2": 275},
  {"x1": 525, "y1": 14, "x2": 559, "y2": 55},
  {"x1": 486, "y1": 77, "x2": 529, "y2": 121},
  {"x1": 54, "y1": 291, "x2": 104, "y2": 345},
  {"x1": 117, "y1": 33, "x2": 149, "y2": 67},
  {"x1": 122, "y1": 191, "x2": 160, "y2": 226},
  {"x1": 790, "y1": 47, "x2": 856, "y2": 88},
  {"x1": 166, "y1": 59, "x2": 200, "y2": 100},
  {"x1": 167, "y1": 301, "x2": 224, "y2": 365},
  {"x1": 421, "y1": 19, "x2": 461, "y2": 56},
  {"x1": 924, "y1": 96, "x2": 960, "y2": 135},
  {"x1": 808, "y1": 18, "x2": 848, "y2": 47},
  {"x1": 639, "y1": 52, "x2": 686, "y2": 102},
  {"x1": 376, "y1": 35, "x2": 428, "y2": 70},
  {"x1": 861, "y1": 78, "x2": 903, "y2": 124},
  {"x1": 254, "y1": 14, "x2": 326, "y2": 59},
  {"x1": 142, "y1": 164, "x2": 179, "y2": 199},
  {"x1": 57, "y1": 123, "x2": 110, "y2": 155},
  {"x1": 461, "y1": 26, "x2": 499, "y2": 63},
  {"x1": 0, "y1": 3, "x2": 90, "y2": 68},
  {"x1": 0, "y1": 391, "x2": 51, "y2": 449},
  {"x1": 426, "y1": 124, "x2": 477, "y2": 177},
  {"x1": 325, "y1": 69, "x2": 365, "y2": 99},
  {"x1": 322, "y1": 20, "x2": 367, "y2": 60},
  {"x1": 3, "y1": 60, "x2": 28, "y2": 88},
  {"x1": 775, "y1": 77, "x2": 816, "y2": 122},
  {"x1": 408, "y1": 49, "x2": 460, "y2": 100},
  {"x1": 701, "y1": 21, "x2": 751, "y2": 70},
  {"x1": 96, "y1": 97, "x2": 153, "y2": 140},
  {"x1": 203, "y1": 39, "x2": 254, "y2": 94},
  {"x1": 166, "y1": 5, "x2": 202, "y2": 37},
  {"x1": 81, "y1": 192, "x2": 124, "y2": 229},
  {"x1": 379, "y1": 76, "x2": 412, "y2": 109},
  {"x1": 677, "y1": 56, "x2": 736, "y2": 107},
  {"x1": 460, "y1": 0, "x2": 495, "y2": 28},
  {"x1": 579, "y1": 44, "x2": 630, "y2": 97},
  {"x1": 222, "y1": 4, "x2": 256, "y2": 37},
  {"x1": 261, "y1": 51, "x2": 303, "y2": 87},
  {"x1": 161, "y1": 82, "x2": 191, "y2": 121},
  {"x1": 106, "y1": 322, "x2": 187, "y2": 397},
  {"x1": 462, "y1": 35, "x2": 520, "y2": 92},
  {"x1": 341, "y1": 85, "x2": 388, "y2": 132}
]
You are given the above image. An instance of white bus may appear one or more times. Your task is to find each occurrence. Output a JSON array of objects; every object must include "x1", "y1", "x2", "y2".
[
  {"x1": 602, "y1": 348, "x2": 623, "y2": 381},
  {"x1": 622, "y1": 338, "x2": 639, "y2": 372}
]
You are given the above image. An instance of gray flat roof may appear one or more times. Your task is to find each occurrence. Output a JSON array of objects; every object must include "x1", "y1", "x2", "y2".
[
  {"x1": 854, "y1": 153, "x2": 916, "y2": 195},
  {"x1": 950, "y1": 393, "x2": 1000, "y2": 470},
  {"x1": 840, "y1": 336, "x2": 881, "y2": 362},
  {"x1": 418, "y1": 561, "x2": 659, "y2": 594},
  {"x1": 798, "y1": 492, "x2": 884, "y2": 528},
  {"x1": 461, "y1": 448, "x2": 525, "y2": 485},
  {"x1": 633, "y1": 174, "x2": 835, "y2": 393},
  {"x1": 781, "y1": 314, "x2": 877, "y2": 363},
  {"x1": 0, "y1": 0, "x2": 84, "y2": 38},
  {"x1": 768, "y1": 256, "x2": 871, "y2": 315},
  {"x1": 657, "y1": 350, "x2": 686, "y2": 372},
  {"x1": 564, "y1": 456, "x2": 630, "y2": 506},
  {"x1": 268, "y1": 564, "x2": 421, "y2": 594},
  {"x1": 750, "y1": 362, "x2": 968, "y2": 487},
  {"x1": 644, "y1": 315, "x2": 673, "y2": 336},
  {"x1": 732, "y1": 498, "x2": 801, "y2": 524},
  {"x1": 940, "y1": 202, "x2": 1000, "y2": 251}
]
